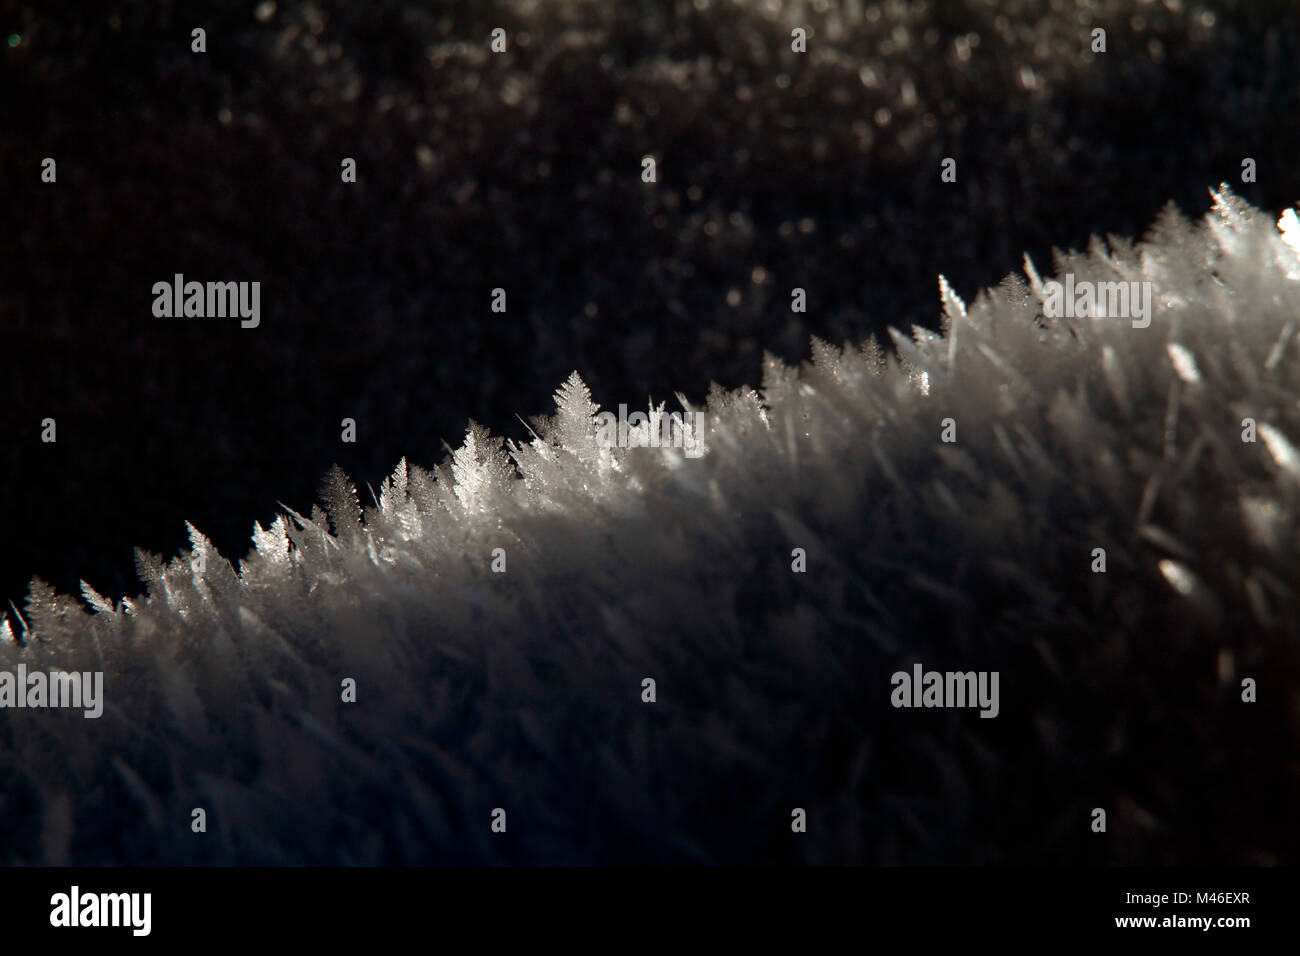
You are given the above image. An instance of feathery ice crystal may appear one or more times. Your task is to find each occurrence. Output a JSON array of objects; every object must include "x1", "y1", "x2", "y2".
[{"x1": 3, "y1": 187, "x2": 1298, "y2": 865}]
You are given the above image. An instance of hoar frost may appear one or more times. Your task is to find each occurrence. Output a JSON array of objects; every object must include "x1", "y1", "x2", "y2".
[{"x1": 2, "y1": 187, "x2": 1298, "y2": 866}]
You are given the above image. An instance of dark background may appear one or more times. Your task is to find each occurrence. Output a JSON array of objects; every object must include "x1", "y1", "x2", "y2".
[{"x1": 2, "y1": 0, "x2": 1298, "y2": 605}]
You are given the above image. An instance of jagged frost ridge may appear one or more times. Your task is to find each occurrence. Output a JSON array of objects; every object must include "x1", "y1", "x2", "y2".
[{"x1": 3, "y1": 188, "x2": 1298, "y2": 864}]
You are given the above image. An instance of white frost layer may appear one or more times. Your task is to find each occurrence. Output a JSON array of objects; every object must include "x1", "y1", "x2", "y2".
[{"x1": 3, "y1": 187, "x2": 1298, "y2": 865}]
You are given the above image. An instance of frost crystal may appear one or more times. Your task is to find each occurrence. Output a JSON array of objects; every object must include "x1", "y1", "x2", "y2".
[{"x1": 3, "y1": 188, "x2": 1298, "y2": 865}]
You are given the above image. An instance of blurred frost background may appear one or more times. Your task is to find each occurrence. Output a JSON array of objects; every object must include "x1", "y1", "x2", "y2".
[{"x1": 2, "y1": 0, "x2": 1299, "y2": 602}]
